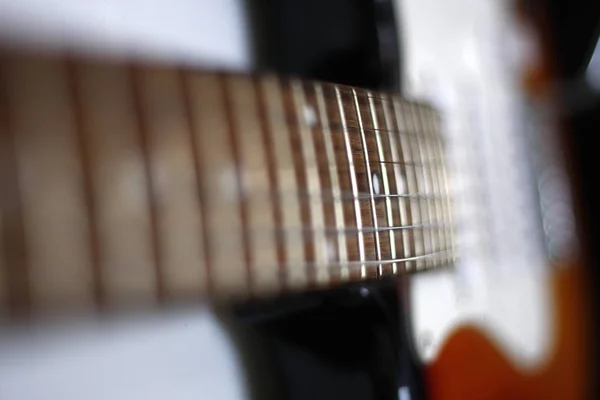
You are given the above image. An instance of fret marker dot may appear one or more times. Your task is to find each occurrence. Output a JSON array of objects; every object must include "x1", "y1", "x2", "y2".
[
  {"x1": 303, "y1": 105, "x2": 317, "y2": 128},
  {"x1": 397, "y1": 174, "x2": 406, "y2": 193},
  {"x1": 325, "y1": 240, "x2": 336, "y2": 262},
  {"x1": 372, "y1": 172, "x2": 381, "y2": 194}
]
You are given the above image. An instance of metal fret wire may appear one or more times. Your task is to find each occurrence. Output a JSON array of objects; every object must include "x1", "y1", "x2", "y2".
[
  {"x1": 392, "y1": 99, "x2": 423, "y2": 269},
  {"x1": 335, "y1": 86, "x2": 366, "y2": 277},
  {"x1": 369, "y1": 94, "x2": 397, "y2": 274},
  {"x1": 262, "y1": 77, "x2": 306, "y2": 288},
  {"x1": 291, "y1": 80, "x2": 328, "y2": 281},
  {"x1": 315, "y1": 83, "x2": 348, "y2": 266},
  {"x1": 352, "y1": 88, "x2": 382, "y2": 277},
  {"x1": 401, "y1": 100, "x2": 427, "y2": 269},
  {"x1": 381, "y1": 93, "x2": 413, "y2": 270}
]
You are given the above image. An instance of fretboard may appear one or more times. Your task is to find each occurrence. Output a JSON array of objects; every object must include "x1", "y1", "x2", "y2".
[{"x1": 0, "y1": 52, "x2": 455, "y2": 315}]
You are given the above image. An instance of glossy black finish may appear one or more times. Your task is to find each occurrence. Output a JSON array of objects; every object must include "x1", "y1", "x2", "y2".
[
  {"x1": 249, "y1": 0, "x2": 401, "y2": 92},
  {"x1": 229, "y1": 279, "x2": 426, "y2": 400}
]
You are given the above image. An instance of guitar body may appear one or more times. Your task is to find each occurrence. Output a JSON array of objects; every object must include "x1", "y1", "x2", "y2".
[{"x1": 426, "y1": 263, "x2": 589, "y2": 400}]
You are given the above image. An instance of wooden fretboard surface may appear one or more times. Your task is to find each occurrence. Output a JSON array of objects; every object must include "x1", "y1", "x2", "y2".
[{"x1": 0, "y1": 52, "x2": 454, "y2": 315}]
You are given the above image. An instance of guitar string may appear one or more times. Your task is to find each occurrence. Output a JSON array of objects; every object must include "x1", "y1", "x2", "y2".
[
  {"x1": 209, "y1": 85, "x2": 457, "y2": 270},
  {"x1": 265, "y1": 250, "x2": 454, "y2": 274},
  {"x1": 301, "y1": 85, "x2": 456, "y2": 269},
  {"x1": 189, "y1": 222, "x2": 453, "y2": 236}
]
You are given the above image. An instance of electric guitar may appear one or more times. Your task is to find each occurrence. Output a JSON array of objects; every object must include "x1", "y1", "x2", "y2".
[{"x1": 0, "y1": 1, "x2": 591, "y2": 399}]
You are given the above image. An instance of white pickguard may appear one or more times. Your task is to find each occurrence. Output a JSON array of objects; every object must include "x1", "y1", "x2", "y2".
[{"x1": 400, "y1": 0, "x2": 556, "y2": 368}]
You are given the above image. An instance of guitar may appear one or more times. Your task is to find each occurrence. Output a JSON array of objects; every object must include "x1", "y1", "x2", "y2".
[{"x1": 0, "y1": 1, "x2": 592, "y2": 399}]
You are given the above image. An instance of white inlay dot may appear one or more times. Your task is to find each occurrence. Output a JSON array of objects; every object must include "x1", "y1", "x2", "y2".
[
  {"x1": 372, "y1": 172, "x2": 381, "y2": 195},
  {"x1": 302, "y1": 105, "x2": 317, "y2": 128}
]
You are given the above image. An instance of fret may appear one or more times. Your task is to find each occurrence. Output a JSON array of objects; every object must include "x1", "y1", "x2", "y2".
[
  {"x1": 353, "y1": 90, "x2": 394, "y2": 273},
  {"x1": 254, "y1": 78, "x2": 285, "y2": 292},
  {"x1": 335, "y1": 86, "x2": 367, "y2": 279},
  {"x1": 303, "y1": 83, "x2": 342, "y2": 285},
  {"x1": 352, "y1": 89, "x2": 382, "y2": 277},
  {"x1": 75, "y1": 62, "x2": 156, "y2": 306},
  {"x1": 186, "y1": 72, "x2": 246, "y2": 295},
  {"x1": 261, "y1": 77, "x2": 306, "y2": 289},
  {"x1": 280, "y1": 81, "x2": 314, "y2": 283},
  {"x1": 3, "y1": 57, "x2": 93, "y2": 311},
  {"x1": 68, "y1": 61, "x2": 104, "y2": 307},
  {"x1": 290, "y1": 80, "x2": 328, "y2": 285},
  {"x1": 221, "y1": 76, "x2": 254, "y2": 294},
  {"x1": 226, "y1": 76, "x2": 279, "y2": 293},
  {"x1": 368, "y1": 95, "x2": 397, "y2": 275},
  {"x1": 130, "y1": 68, "x2": 165, "y2": 301},
  {"x1": 392, "y1": 99, "x2": 425, "y2": 269},
  {"x1": 379, "y1": 94, "x2": 412, "y2": 271},
  {"x1": 0, "y1": 59, "x2": 30, "y2": 314},
  {"x1": 315, "y1": 83, "x2": 348, "y2": 274},
  {"x1": 337, "y1": 88, "x2": 381, "y2": 279},
  {"x1": 136, "y1": 66, "x2": 208, "y2": 299}
]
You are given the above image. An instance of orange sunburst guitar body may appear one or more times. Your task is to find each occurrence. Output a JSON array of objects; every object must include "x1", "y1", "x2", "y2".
[{"x1": 426, "y1": 263, "x2": 589, "y2": 400}]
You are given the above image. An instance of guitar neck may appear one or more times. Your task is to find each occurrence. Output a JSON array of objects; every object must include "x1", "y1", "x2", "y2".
[{"x1": 0, "y1": 53, "x2": 454, "y2": 315}]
